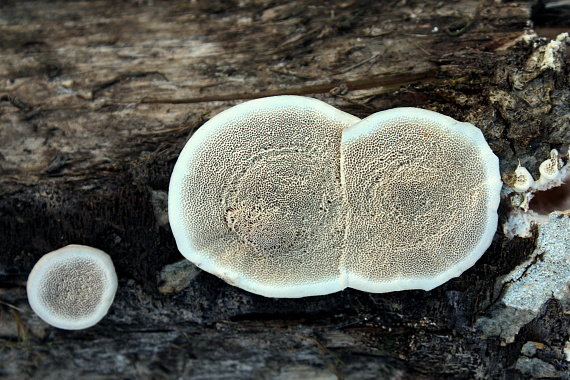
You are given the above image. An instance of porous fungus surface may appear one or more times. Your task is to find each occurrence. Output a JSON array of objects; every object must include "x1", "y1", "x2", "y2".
[
  {"x1": 169, "y1": 96, "x2": 501, "y2": 297},
  {"x1": 27, "y1": 245, "x2": 118, "y2": 329},
  {"x1": 341, "y1": 108, "x2": 501, "y2": 293},
  {"x1": 169, "y1": 96, "x2": 360, "y2": 297}
]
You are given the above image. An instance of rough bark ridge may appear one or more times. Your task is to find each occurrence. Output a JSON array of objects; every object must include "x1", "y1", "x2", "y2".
[{"x1": 1, "y1": 0, "x2": 569, "y2": 379}]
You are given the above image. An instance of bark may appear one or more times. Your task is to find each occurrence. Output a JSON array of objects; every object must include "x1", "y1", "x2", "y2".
[{"x1": 1, "y1": 0, "x2": 569, "y2": 379}]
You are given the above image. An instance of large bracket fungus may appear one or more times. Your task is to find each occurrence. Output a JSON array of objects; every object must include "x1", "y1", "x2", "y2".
[
  {"x1": 340, "y1": 108, "x2": 501, "y2": 293},
  {"x1": 27, "y1": 245, "x2": 118, "y2": 330},
  {"x1": 169, "y1": 96, "x2": 502, "y2": 298}
]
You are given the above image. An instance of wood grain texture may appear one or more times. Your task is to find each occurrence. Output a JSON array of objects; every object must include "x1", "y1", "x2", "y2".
[{"x1": 1, "y1": 1, "x2": 569, "y2": 379}]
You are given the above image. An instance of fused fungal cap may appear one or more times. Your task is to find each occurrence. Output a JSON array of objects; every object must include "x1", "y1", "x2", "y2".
[
  {"x1": 169, "y1": 97, "x2": 501, "y2": 297},
  {"x1": 27, "y1": 245, "x2": 118, "y2": 330},
  {"x1": 341, "y1": 108, "x2": 501, "y2": 293},
  {"x1": 169, "y1": 96, "x2": 360, "y2": 297},
  {"x1": 513, "y1": 166, "x2": 535, "y2": 192}
]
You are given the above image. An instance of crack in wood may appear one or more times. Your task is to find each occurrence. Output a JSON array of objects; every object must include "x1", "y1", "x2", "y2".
[{"x1": 127, "y1": 70, "x2": 437, "y2": 105}]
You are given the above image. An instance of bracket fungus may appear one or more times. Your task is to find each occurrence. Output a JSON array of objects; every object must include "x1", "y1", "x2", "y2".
[
  {"x1": 340, "y1": 107, "x2": 501, "y2": 293},
  {"x1": 512, "y1": 165, "x2": 535, "y2": 193},
  {"x1": 27, "y1": 245, "x2": 118, "y2": 330},
  {"x1": 169, "y1": 96, "x2": 502, "y2": 298},
  {"x1": 536, "y1": 149, "x2": 562, "y2": 188},
  {"x1": 503, "y1": 149, "x2": 569, "y2": 238}
]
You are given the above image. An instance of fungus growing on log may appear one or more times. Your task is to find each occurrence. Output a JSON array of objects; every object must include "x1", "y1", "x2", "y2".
[
  {"x1": 503, "y1": 149, "x2": 569, "y2": 238},
  {"x1": 536, "y1": 149, "x2": 562, "y2": 188},
  {"x1": 512, "y1": 165, "x2": 535, "y2": 193},
  {"x1": 169, "y1": 96, "x2": 501, "y2": 297},
  {"x1": 27, "y1": 245, "x2": 118, "y2": 330},
  {"x1": 340, "y1": 107, "x2": 502, "y2": 293},
  {"x1": 169, "y1": 96, "x2": 360, "y2": 297}
]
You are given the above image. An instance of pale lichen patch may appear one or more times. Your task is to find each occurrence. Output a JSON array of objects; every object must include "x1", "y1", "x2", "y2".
[{"x1": 478, "y1": 212, "x2": 570, "y2": 343}]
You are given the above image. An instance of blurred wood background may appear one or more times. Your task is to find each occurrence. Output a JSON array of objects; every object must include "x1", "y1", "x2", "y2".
[{"x1": 1, "y1": 0, "x2": 569, "y2": 379}]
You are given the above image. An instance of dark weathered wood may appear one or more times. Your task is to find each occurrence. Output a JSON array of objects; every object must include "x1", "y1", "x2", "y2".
[{"x1": 1, "y1": 0, "x2": 569, "y2": 379}]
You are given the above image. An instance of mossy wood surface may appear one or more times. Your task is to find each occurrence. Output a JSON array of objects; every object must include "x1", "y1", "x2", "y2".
[{"x1": 1, "y1": 1, "x2": 569, "y2": 379}]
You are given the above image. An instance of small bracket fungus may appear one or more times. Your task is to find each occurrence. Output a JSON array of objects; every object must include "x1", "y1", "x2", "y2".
[
  {"x1": 535, "y1": 149, "x2": 561, "y2": 188},
  {"x1": 503, "y1": 148, "x2": 569, "y2": 238},
  {"x1": 512, "y1": 165, "x2": 535, "y2": 193},
  {"x1": 27, "y1": 245, "x2": 118, "y2": 330},
  {"x1": 169, "y1": 96, "x2": 501, "y2": 297}
]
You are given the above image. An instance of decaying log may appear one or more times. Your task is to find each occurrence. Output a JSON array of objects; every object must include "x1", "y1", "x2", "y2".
[{"x1": 1, "y1": 1, "x2": 569, "y2": 379}]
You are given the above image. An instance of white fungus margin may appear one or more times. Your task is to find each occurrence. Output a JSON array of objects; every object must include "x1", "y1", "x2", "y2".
[
  {"x1": 27, "y1": 244, "x2": 118, "y2": 330},
  {"x1": 169, "y1": 97, "x2": 502, "y2": 297},
  {"x1": 341, "y1": 107, "x2": 502, "y2": 293},
  {"x1": 169, "y1": 95, "x2": 361, "y2": 297}
]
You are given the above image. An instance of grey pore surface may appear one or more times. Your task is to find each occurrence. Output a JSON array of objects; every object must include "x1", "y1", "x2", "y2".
[
  {"x1": 169, "y1": 96, "x2": 360, "y2": 297},
  {"x1": 27, "y1": 245, "x2": 118, "y2": 329},
  {"x1": 341, "y1": 108, "x2": 502, "y2": 293},
  {"x1": 169, "y1": 96, "x2": 501, "y2": 297}
]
